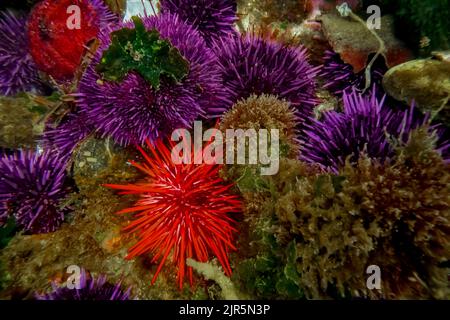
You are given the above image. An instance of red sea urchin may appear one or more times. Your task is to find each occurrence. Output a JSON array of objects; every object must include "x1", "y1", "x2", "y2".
[
  {"x1": 0, "y1": 11, "x2": 44, "y2": 96},
  {"x1": 27, "y1": 0, "x2": 116, "y2": 81},
  {"x1": 159, "y1": 0, "x2": 237, "y2": 46},
  {"x1": 105, "y1": 139, "x2": 241, "y2": 289},
  {"x1": 77, "y1": 13, "x2": 226, "y2": 146},
  {"x1": 213, "y1": 33, "x2": 319, "y2": 126}
]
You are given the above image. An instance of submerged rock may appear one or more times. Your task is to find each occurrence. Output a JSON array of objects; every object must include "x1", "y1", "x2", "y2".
[
  {"x1": 382, "y1": 59, "x2": 450, "y2": 121},
  {"x1": 319, "y1": 13, "x2": 412, "y2": 73},
  {"x1": 0, "y1": 96, "x2": 44, "y2": 149}
]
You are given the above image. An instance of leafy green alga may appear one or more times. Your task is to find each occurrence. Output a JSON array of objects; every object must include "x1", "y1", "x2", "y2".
[{"x1": 96, "y1": 16, "x2": 189, "y2": 89}]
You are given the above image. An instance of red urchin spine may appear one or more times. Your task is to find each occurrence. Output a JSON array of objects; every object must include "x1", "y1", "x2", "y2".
[{"x1": 105, "y1": 139, "x2": 241, "y2": 289}]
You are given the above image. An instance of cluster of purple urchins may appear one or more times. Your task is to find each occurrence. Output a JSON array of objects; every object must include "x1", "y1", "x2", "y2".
[
  {"x1": 36, "y1": 269, "x2": 131, "y2": 300},
  {"x1": 0, "y1": 150, "x2": 71, "y2": 234},
  {"x1": 0, "y1": 11, "x2": 43, "y2": 96},
  {"x1": 159, "y1": 0, "x2": 237, "y2": 46},
  {"x1": 320, "y1": 50, "x2": 387, "y2": 97},
  {"x1": 213, "y1": 34, "x2": 319, "y2": 127},
  {"x1": 300, "y1": 90, "x2": 450, "y2": 172},
  {"x1": 76, "y1": 13, "x2": 226, "y2": 147}
]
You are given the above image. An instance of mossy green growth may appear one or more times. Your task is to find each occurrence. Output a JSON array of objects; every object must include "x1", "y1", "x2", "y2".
[
  {"x1": 231, "y1": 159, "x2": 317, "y2": 299},
  {"x1": 96, "y1": 16, "x2": 189, "y2": 89},
  {"x1": 0, "y1": 217, "x2": 17, "y2": 250},
  {"x1": 382, "y1": 0, "x2": 450, "y2": 52},
  {"x1": 234, "y1": 128, "x2": 450, "y2": 299},
  {"x1": 233, "y1": 219, "x2": 304, "y2": 299},
  {"x1": 0, "y1": 218, "x2": 16, "y2": 292}
]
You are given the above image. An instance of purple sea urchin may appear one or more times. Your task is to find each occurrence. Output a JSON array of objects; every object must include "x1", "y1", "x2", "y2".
[
  {"x1": 160, "y1": 0, "x2": 237, "y2": 45},
  {"x1": 320, "y1": 50, "x2": 387, "y2": 97},
  {"x1": 213, "y1": 34, "x2": 319, "y2": 125},
  {"x1": 36, "y1": 269, "x2": 131, "y2": 300},
  {"x1": 300, "y1": 89, "x2": 449, "y2": 172},
  {"x1": 77, "y1": 13, "x2": 225, "y2": 146},
  {"x1": 0, "y1": 150, "x2": 71, "y2": 234},
  {"x1": 42, "y1": 113, "x2": 93, "y2": 161},
  {"x1": 0, "y1": 11, "x2": 43, "y2": 96}
]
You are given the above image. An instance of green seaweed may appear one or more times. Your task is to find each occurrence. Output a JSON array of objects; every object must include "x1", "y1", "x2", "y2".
[
  {"x1": 376, "y1": 0, "x2": 450, "y2": 53},
  {"x1": 96, "y1": 16, "x2": 189, "y2": 89},
  {"x1": 233, "y1": 198, "x2": 305, "y2": 300},
  {"x1": 0, "y1": 217, "x2": 17, "y2": 250}
]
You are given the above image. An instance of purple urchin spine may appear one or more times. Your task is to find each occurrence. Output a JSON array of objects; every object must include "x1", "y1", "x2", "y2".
[
  {"x1": 213, "y1": 33, "x2": 320, "y2": 128},
  {"x1": 300, "y1": 89, "x2": 449, "y2": 172},
  {"x1": 76, "y1": 13, "x2": 226, "y2": 147},
  {"x1": 159, "y1": 0, "x2": 237, "y2": 46},
  {"x1": 0, "y1": 150, "x2": 72, "y2": 234},
  {"x1": 320, "y1": 50, "x2": 387, "y2": 97},
  {"x1": 36, "y1": 269, "x2": 132, "y2": 300},
  {"x1": 0, "y1": 11, "x2": 44, "y2": 96}
]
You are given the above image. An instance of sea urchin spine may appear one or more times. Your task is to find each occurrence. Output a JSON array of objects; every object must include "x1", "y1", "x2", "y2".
[
  {"x1": 213, "y1": 33, "x2": 319, "y2": 126},
  {"x1": 77, "y1": 13, "x2": 226, "y2": 146},
  {"x1": 105, "y1": 139, "x2": 241, "y2": 289},
  {"x1": 0, "y1": 150, "x2": 71, "y2": 234},
  {"x1": 159, "y1": 0, "x2": 237, "y2": 46},
  {"x1": 0, "y1": 11, "x2": 43, "y2": 96},
  {"x1": 37, "y1": 269, "x2": 131, "y2": 300}
]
